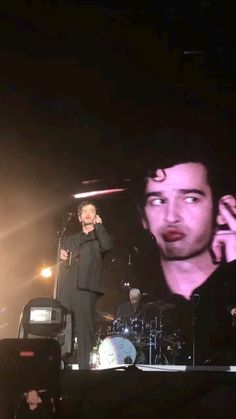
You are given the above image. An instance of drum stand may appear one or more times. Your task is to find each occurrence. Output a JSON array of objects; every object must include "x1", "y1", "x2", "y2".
[
  {"x1": 154, "y1": 310, "x2": 165, "y2": 365},
  {"x1": 191, "y1": 294, "x2": 200, "y2": 366},
  {"x1": 148, "y1": 311, "x2": 169, "y2": 365},
  {"x1": 95, "y1": 326, "x2": 104, "y2": 347},
  {"x1": 148, "y1": 330, "x2": 154, "y2": 365},
  {"x1": 148, "y1": 316, "x2": 160, "y2": 365}
]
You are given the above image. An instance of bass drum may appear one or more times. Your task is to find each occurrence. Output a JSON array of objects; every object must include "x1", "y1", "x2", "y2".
[{"x1": 98, "y1": 336, "x2": 136, "y2": 369}]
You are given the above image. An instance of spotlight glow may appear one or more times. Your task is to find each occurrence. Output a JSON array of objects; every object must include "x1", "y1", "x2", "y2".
[
  {"x1": 40, "y1": 267, "x2": 53, "y2": 278},
  {"x1": 73, "y1": 188, "x2": 125, "y2": 199}
]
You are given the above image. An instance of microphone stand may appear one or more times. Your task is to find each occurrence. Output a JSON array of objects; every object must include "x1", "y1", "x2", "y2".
[
  {"x1": 120, "y1": 252, "x2": 135, "y2": 289},
  {"x1": 53, "y1": 213, "x2": 73, "y2": 299},
  {"x1": 191, "y1": 294, "x2": 200, "y2": 367}
]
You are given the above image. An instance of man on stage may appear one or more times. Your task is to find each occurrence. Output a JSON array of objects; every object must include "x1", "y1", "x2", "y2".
[
  {"x1": 117, "y1": 288, "x2": 146, "y2": 322},
  {"x1": 58, "y1": 200, "x2": 113, "y2": 369}
]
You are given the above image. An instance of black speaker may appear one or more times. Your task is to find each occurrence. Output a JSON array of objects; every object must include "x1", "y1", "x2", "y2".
[{"x1": 0, "y1": 338, "x2": 60, "y2": 418}]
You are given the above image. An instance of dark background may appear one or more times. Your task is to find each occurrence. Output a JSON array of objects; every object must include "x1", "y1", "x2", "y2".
[{"x1": 0, "y1": 0, "x2": 236, "y2": 337}]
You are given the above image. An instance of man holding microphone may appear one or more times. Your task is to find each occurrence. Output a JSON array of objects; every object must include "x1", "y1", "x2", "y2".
[{"x1": 58, "y1": 200, "x2": 113, "y2": 369}]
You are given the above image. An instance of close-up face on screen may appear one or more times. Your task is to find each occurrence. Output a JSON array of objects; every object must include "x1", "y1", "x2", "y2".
[{"x1": 142, "y1": 162, "x2": 214, "y2": 261}]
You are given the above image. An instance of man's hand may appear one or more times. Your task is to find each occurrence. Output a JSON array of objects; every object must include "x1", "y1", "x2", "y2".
[
  {"x1": 231, "y1": 308, "x2": 236, "y2": 316},
  {"x1": 26, "y1": 390, "x2": 42, "y2": 411},
  {"x1": 60, "y1": 249, "x2": 69, "y2": 261},
  {"x1": 94, "y1": 215, "x2": 102, "y2": 224},
  {"x1": 212, "y1": 195, "x2": 236, "y2": 263}
]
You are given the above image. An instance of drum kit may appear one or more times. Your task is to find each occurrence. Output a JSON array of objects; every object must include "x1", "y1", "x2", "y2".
[{"x1": 93, "y1": 300, "x2": 184, "y2": 369}]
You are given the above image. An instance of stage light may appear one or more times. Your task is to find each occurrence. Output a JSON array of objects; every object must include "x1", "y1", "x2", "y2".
[
  {"x1": 18, "y1": 298, "x2": 73, "y2": 359},
  {"x1": 21, "y1": 301, "x2": 64, "y2": 335},
  {"x1": 29, "y1": 306, "x2": 62, "y2": 324},
  {"x1": 73, "y1": 188, "x2": 125, "y2": 199},
  {"x1": 40, "y1": 267, "x2": 53, "y2": 278}
]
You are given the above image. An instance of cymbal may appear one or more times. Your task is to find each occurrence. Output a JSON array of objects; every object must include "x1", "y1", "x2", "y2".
[
  {"x1": 145, "y1": 300, "x2": 176, "y2": 311},
  {"x1": 96, "y1": 311, "x2": 114, "y2": 322},
  {"x1": 141, "y1": 292, "x2": 159, "y2": 303}
]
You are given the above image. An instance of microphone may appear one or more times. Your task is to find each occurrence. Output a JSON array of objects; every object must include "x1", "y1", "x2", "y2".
[
  {"x1": 128, "y1": 253, "x2": 131, "y2": 266},
  {"x1": 132, "y1": 246, "x2": 139, "y2": 255},
  {"x1": 192, "y1": 294, "x2": 200, "y2": 306}
]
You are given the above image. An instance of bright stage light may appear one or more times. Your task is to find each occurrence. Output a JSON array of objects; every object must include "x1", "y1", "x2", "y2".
[
  {"x1": 29, "y1": 307, "x2": 62, "y2": 324},
  {"x1": 18, "y1": 298, "x2": 73, "y2": 359},
  {"x1": 41, "y1": 267, "x2": 53, "y2": 278},
  {"x1": 73, "y1": 188, "x2": 125, "y2": 199}
]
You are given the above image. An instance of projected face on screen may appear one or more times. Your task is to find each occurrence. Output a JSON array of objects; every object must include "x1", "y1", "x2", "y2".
[
  {"x1": 134, "y1": 158, "x2": 233, "y2": 308},
  {"x1": 141, "y1": 162, "x2": 214, "y2": 260}
]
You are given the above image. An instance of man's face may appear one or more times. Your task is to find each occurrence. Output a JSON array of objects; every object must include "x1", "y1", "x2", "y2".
[
  {"x1": 78, "y1": 204, "x2": 97, "y2": 225},
  {"x1": 142, "y1": 163, "x2": 214, "y2": 260},
  {"x1": 130, "y1": 294, "x2": 141, "y2": 305},
  {"x1": 26, "y1": 390, "x2": 39, "y2": 405}
]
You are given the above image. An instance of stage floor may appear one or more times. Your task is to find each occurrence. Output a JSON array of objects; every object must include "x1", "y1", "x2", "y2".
[
  {"x1": 59, "y1": 364, "x2": 236, "y2": 419},
  {"x1": 68, "y1": 362, "x2": 236, "y2": 372}
]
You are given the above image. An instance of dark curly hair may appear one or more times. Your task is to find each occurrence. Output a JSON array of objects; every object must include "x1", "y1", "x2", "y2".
[
  {"x1": 131, "y1": 128, "x2": 233, "y2": 223},
  {"x1": 77, "y1": 200, "x2": 99, "y2": 217}
]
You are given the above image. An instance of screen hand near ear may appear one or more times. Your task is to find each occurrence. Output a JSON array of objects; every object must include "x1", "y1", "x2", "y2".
[{"x1": 212, "y1": 195, "x2": 236, "y2": 263}]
